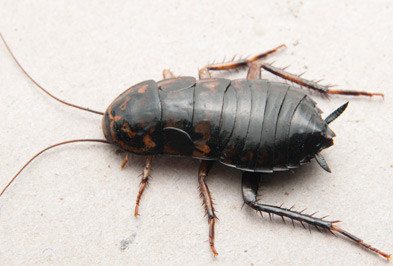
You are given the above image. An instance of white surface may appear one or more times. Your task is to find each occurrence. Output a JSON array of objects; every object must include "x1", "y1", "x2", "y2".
[{"x1": 0, "y1": 1, "x2": 392, "y2": 265}]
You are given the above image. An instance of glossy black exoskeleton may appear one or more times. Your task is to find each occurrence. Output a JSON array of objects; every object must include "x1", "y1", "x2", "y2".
[{"x1": 0, "y1": 35, "x2": 389, "y2": 260}]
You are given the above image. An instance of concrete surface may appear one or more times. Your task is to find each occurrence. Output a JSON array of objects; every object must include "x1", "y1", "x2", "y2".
[{"x1": 0, "y1": 1, "x2": 392, "y2": 265}]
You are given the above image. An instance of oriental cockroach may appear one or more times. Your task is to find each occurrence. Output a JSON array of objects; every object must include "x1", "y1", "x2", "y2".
[{"x1": 0, "y1": 33, "x2": 390, "y2": 261}]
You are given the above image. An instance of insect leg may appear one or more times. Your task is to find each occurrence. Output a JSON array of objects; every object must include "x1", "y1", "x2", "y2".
[
  {"x1": 247, "y1": 63, "x2": 262, "y2": 80},
  {"x1": 134, "y1": 156, "x2": 153, "y2": 217},
  {"x1": 198, "y1": 68, "x2": 211, "y2": 79},
  {"x1": 202, "y1": 44, "x2": 286, "y2": 72},
  {"x1": 120, "y1": 154, "x2": 129, "y2": 169},
  {"x1": 162, "y1": 69, "x2": 176, "y2": 79},
  {"x1": 241, "y1": 172, "x2": 391, "y2": 261},
  {"x1": 198, "y1": 160, "x2": 218, "y2": 256},
  {"x1": 261, "y1": 64, "x2": 383, "y2": 97}
]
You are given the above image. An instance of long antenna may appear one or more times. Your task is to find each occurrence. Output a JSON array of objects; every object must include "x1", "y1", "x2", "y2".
[
  {"x1": 0, "y1": 32, "x2": 104, "y2": 116},
  {"x1": 0, "y1": 139, "x2": 110, "y2": 197}
]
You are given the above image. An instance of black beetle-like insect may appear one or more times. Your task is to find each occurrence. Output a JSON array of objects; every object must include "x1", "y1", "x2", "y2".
[{"x1": 0, "y1": 34, "x2": 390, "y2": 261}]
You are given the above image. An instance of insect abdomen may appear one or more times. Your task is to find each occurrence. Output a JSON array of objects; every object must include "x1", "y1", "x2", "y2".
[
  {"x1": 218, "y1": 80, "x2": 320, "y2": 173},
  {"x1": 157, "y1": 78, "x2": 324, "y2": 172}
]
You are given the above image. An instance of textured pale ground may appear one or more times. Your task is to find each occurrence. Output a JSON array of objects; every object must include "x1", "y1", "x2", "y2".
[{"x1": 0, "y1": 1, "x2": 392, "y2": 265}]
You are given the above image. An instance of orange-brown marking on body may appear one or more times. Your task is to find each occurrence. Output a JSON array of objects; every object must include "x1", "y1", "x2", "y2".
[
  {"x1": 193, "y1": 121, "x2": 213, "y2": 156},
  {"x1": 121, "y1": 121, "x2": 137, "y2": 138},
  {"x1": 138, "y1": 84, "x2": 149, "y2": 94},
  {"x1": 143, "y1": 134, "x2": 156, "y2": 149},
  {"x1": 195, "y1": 121, "x2": 212, "y2": 140},
  {"x1": 114, "y1": 115, "x2": 123, "y2": 121},
  {"x1": 115, "y1": 138, "x2": 147, "y2": 154},
  {"x1": 195, "y1": 142, "x2": 211, "y2": 155},
  {"x1": 163, "y1": 144, "x2": 182, "y2": 155}
]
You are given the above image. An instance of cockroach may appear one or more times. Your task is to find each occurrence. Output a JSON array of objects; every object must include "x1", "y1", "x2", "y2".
[{"x1": 0, "y1": 33, "x2": 390, "y2": 261}]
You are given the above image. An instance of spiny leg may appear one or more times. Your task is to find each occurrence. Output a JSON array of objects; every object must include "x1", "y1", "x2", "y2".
[
  {"x1": 261, "y1": 63, "x2": 383, "y2": 97},
  {"x1": 206, "y1": 44, "x2": 286, "y2": 71},
  {"x1": 199, "y1": 44, "x2": 286, "y2": 79},
  {"x1": 198, "y1": 160, "x2": 218, "y2": 256},
  {"x1": 241, "y1": 172, "x2": 391, "y2": 261},
  {"x1": 134, "y1": 156, "x2": 153, "y2": 217},
  {"x1": 201, "y1": 43, "x2": 382, "y2": 97}
]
